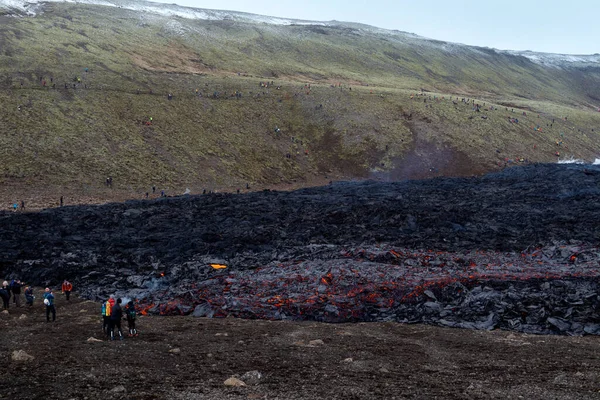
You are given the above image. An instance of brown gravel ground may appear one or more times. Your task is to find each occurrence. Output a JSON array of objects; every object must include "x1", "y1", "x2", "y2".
[
  {"x1": 2, "y1": 291, "x2": 600, "y2": 400},
  {"x1": 0, "y1": 174, "x2": 336, "y2": 212}
]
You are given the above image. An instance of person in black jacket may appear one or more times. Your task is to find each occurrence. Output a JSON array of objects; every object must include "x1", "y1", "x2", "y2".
[
  {"x1": 109, "y1": 298, "x2": 124, "y2": 341},
  {"x1": 125, "y1": 301, "x2": 138, "y2": 337},
  {"x1": 11, "y1": 280, "x2": 22, "y2": 307},
  {"x1": 0, "y1": 284, "x2": 9, "y2": 310},
  {"x1": 24, "y1": 286, "x2": 34, "y2": 306},
  {"x1": 1, "y1": 281, "x2": 10, "y2": 309}
]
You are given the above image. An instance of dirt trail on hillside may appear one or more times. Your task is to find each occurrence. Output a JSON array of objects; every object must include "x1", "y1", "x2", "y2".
[{"x1": 0, "y1": 173, "x2": 334, "y2": 212}]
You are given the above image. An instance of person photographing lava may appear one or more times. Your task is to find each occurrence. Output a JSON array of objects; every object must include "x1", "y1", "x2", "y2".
[
  {"x1": 104, "y1": 295, "x2": 116, "y2": 338},
  {"x1": 125, "y1": 300, "x2": 138, "y2": 337},
  {"x1": 108, "y1": 298, "x2": 124, "y2": 341}
]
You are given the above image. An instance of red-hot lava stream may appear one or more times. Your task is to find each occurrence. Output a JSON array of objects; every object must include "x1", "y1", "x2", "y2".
[{"x1": 136, "y1": 244, "x2": 600, "y2": 330}]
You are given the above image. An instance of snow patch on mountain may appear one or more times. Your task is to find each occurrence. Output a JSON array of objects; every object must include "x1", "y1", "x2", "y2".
[
  {"x1": 0, "y1": 0, "x2": 329, "y2": 25},
  {"x1": 0, "y1": 0, "x2": 598, "y2": 69},
  {"x1": 505, "y1": 50, "x2": 600, "y2": 68}
]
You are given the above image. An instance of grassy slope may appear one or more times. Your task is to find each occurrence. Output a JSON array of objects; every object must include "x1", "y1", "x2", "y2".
[{"x1": 0, "y1": 3, "x2": 599, "y2": 195}]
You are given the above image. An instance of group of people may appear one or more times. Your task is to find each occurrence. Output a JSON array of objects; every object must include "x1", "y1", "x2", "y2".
[
  {"x1": 1, "y1": 279, "x2": 141, "y2": 337},
  {"x1": 0, "y1": 279, "x2": 73, "y2": 323},
  {"x1": 1, "y1": 279, "x2": 34, "y2": 309},
  {"x1": 101, "y1": 295, "x2": 138, "y2": 341},
  {"x1": 8, "y1": 197, "x2": 65, "y2": 211},
  {"x1": 1, "y1": 279, "x2": 140, "y2": 337},
  {"x1": 10, "y1": 200, "x2": 25, "y2": 212}
]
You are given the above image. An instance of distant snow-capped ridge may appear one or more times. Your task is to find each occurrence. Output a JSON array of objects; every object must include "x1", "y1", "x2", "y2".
[
  {"x1": 504, "y1": 50, "x2": 600, "y2": 68},
  {"x1": 1, "y1": 0, "x2": 598, "y2": 68},
  {"x1": 0, "y1": 0, "x2": 331, "y2": 25}
]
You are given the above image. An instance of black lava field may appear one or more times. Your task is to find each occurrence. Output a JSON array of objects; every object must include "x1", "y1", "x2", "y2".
[{"x1": 2, "y1": 163, "x2": 600, "y2": 335}]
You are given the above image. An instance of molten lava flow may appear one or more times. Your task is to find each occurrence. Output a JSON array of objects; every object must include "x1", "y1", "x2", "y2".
[
  {"x1": 134, "y1": 244, "x2": 600, "y2": 335},
  {"x1": 139, "y1": 303, "x2": 155, "y2": 316},
  {"x1": 211, "y1": 264, "x2": 227, "y2": 270}
]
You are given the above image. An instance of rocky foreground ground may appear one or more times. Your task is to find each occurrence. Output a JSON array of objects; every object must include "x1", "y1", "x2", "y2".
[{"x1": 2, "y1": 293, "x2": 600, "y2": 400}]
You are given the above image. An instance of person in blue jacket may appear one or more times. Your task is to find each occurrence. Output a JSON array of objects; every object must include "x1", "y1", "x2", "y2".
[
  {"x1": 43, "y1": 288, "x2": 56, "y2": 322},
  {"x1": 24, "y1": 286, "x2": 34, "y2": 306}
]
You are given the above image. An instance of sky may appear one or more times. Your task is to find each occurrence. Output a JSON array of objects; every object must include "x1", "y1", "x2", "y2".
[{"x1": 149, "y1": 0, "x2": 598, "y2": 55}]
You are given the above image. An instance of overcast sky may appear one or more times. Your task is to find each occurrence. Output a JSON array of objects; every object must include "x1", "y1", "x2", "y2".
[{"x1": 151, "y1": 0, "x2": 598, "y2": 55}]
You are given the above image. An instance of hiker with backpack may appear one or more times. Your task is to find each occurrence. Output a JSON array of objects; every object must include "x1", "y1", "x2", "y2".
[
  {"x1": 125, "y1": 300, "x2": 138, "y2": 337},
  {"x1": 102, "y1": 299, "x2": 110, "y2": 334},
  {"x1": 104, "y1": 295, "x2": 116, "y2": 337},
  {"x1": 109, "y1": 298, "x2": 124, "y2": 341},
  {"x1": 43, "y1": 288, "x2": 56, "y2": 322}
]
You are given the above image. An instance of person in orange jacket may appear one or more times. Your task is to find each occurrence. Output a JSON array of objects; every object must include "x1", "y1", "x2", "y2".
[{"x1": 61, "y1": 280, "x2": 73, "y2": 301}]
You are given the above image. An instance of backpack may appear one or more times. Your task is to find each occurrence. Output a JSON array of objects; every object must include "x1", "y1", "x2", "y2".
[
  {"x1": 105, "y1": 301, "x2": 112, "y2": 317},
  {"x1": 127, "y1": 307, "x2": 136, "y2": 319}
]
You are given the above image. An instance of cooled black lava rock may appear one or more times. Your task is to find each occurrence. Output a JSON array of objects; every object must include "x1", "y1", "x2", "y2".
[{"x1": 1, "y1": 163, "x2": 599, "y2": 335}]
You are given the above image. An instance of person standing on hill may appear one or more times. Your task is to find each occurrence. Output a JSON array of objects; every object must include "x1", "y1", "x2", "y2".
[
  {"x1": 102, "y1": 298, "x2": 110, "y2": 334},
  {"x1": 61, "y1": 280, "x2": 73, "y2": 301},
  {"x1": 43, "y1": 288, "x2": 56, "y2": 322},
  {"x1": 11, "y1": 280, "x2": 22, "y2": 307},
  {"x1": 24, "y1": 286, "x2": 34, "y2": 306},
  {"x1": 2, "y1": 280, "x2": 10, "y2": 307},
  {"x1": 104, "y1": 295, "x2": 116, "y2": 337},
  {"x1": 0, "y1": 282, "x2": 9, "y2": 310},
  {"x1": 109, "y1": 298, "x2": 124, "y2": 341},
  {"x1": 125, "y1": 300, "x2": 138, "y2": 337}
]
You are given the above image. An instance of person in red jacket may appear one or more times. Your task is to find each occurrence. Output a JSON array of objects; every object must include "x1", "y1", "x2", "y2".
[
  {"x1": 61, "y1": 280, "x2": 73, "y2": 301},
  {"x1": 107, "y1": 295, "x2": 115, "y2": 308}
]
